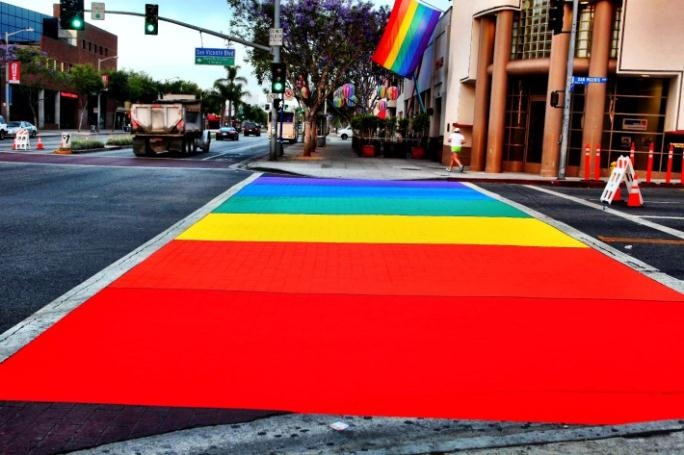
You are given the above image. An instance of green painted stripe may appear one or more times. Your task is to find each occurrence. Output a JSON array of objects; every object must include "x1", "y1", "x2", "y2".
[{"x1": 214, "y1": 196, "x2": 530, "y2": 218}]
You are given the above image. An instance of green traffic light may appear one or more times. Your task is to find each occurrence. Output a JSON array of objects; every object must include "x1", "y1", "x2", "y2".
[
  {"x1": 146, "y1": 24, "x2": 156, "y2": 33},
  {"x1": 273, "y1": 82, "x2": 283, "y2": 92},
  {"x1": 71, "y1": 18, "x2": 82, "y2": 29}
]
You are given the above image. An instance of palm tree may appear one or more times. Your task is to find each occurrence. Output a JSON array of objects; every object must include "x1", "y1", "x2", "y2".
[{"x1": 212, "y1": 65, "x2": 250, "y2": 125}]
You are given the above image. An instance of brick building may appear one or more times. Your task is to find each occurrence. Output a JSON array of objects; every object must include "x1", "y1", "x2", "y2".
[{"x1": 0, "y1": 2, "x2": 118, "y2": 129}]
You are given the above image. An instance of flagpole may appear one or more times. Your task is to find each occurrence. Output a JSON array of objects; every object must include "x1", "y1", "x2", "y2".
[{"x1": 412, "y1": 57, "x2": 426, "y2": 114}]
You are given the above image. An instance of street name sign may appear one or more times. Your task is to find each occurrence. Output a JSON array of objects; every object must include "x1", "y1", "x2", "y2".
[
  {"x1": 195, "y1": 48, "x2": 235, "y2": 66},
  {"x1": 572, "y1": 76, "x2": 608, "y2": 85}
]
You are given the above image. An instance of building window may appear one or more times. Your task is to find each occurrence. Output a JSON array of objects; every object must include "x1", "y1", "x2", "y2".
[
  {"x1": 105, "y1": 48, "x2": 108, "y2": 56},
  {"x1": 566, "y1": 77, "x2": 668, "y2": 170},
  {"x1": 512, "y1": 1, "x2": 622, "y2": 60},
  {"x1": 88, "y1": 42, "x2": 92, "y2": 51},
  {"x1": 511, "y1": 0, "x2": 553, "y2": 60},
  {"x1": 82, "y1": 39, "x2": 86, "y2": 49},
  {"x1": 575, "y1": 5, "x2": 593, "y2": 58}
]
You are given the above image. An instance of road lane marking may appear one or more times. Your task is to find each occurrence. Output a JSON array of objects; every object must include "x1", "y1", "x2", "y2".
[
  {"x1": 469, "y1": 183, "x2": 684, "y2": 293},
  {"x1": 598, "y1": 236, "x2": 684, "y2": 246},
  {"x1": 525, "y1": 185, "x2": 684, "y2": 240}
]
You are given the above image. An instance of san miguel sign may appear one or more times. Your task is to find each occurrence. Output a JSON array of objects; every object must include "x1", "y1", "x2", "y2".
[{"x1": 8, "y1": 61, "x2": 20, "y2": 84}]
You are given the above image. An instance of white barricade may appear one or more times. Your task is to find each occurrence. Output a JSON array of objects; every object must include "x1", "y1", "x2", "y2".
[
  {"x1": 600, "y1": 155, "x2": 643, "y2": 207},
  {"x1": 12, "y1": 129, "x2": 30, "y2": 150},
  {"x1": 60, "y1": 133, "x2": 72, "y2": 150}
]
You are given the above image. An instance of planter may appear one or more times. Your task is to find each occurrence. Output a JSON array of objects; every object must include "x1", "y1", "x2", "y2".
[
  {"x1": 361, "y1": 144, "x2": 376, "y2": 157},
  {"x1": 410, "y1": 146, "x2": 425, "y2": 159}
]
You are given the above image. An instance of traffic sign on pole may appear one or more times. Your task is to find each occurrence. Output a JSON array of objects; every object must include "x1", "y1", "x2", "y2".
[
  {"x1": 91, "y1": 2, "x2": 105, "y2": 20},
  {"x1": 195, "y1": 48, "x2": 235, "y2": 66},
  {"x1": 269, "y1": 28, "x2": 283, "y2": 46}
]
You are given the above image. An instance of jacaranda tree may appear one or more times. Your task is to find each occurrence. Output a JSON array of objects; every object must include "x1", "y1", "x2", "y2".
[{"x1": 225, "y1": 0, "x2": 389, "y2": 156}]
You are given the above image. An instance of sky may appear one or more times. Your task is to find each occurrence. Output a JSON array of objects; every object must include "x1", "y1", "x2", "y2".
[{"x1": 7, "y1": 0, "x2": 453, "y2": 105}]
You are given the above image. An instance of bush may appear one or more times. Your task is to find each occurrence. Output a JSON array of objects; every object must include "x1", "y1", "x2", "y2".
[
  {"x1": 106, "y1": 135, "x2": 133, "y2": 146},
  {"x1": 71, "y1": 139, "x2": 105, "y2": 150}
]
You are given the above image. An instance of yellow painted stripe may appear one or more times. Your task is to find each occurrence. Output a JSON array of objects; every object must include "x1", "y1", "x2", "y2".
[
  {"x1": 383, "y1": 0, "x2": 419, "y2": 69},
  {"x1": 178, "y1": 214, "x2": 587, "y2": 248}
]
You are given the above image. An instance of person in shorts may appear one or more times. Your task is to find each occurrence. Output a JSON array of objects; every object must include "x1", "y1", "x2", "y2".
[{"x1": 447, "y1": 124, "x2": 465, "y2": 172}]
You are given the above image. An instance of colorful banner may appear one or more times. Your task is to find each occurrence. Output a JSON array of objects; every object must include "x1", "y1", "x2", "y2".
[
  {"x1": 8, "y1": 61, "x2": 20, "y2": 84},
  {"x1": 372, "y1": 0, "x2": 441, "y2": 77}
]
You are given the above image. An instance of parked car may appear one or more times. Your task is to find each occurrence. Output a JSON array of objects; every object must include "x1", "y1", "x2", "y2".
[
  {"x1": 242, "y1": 121, "x2": 261, "y2": 136},
  {"x1": 215, "y1": 125, "x2": 239, "y2": 141},
  {"x1": 337, "y1": 126, "x2": 353, "y2": 140},
  {"x1": 6, "y1": 121, "x2": 37, "y2": 138},
  {"x1": 0, "y1": 115, "x2": 7, "y2": 139}
]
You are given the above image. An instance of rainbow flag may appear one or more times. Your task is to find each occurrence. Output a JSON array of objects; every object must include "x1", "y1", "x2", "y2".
[{"x1": 372, "y1": 0, "x2": 441, "y2": 77}]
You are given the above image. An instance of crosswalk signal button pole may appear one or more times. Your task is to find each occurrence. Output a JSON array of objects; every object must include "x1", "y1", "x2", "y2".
[{"x1": 145, "y1": 4, "x2": 159, "y2": 35}]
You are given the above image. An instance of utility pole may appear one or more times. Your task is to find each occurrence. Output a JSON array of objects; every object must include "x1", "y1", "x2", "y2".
[
  {"x1": 270, "y1": 0, "x2": 281, "y2": 161},
  {"x1": 97, "y1": 55, "x2": 118, "y2": 131},
  {"x1": 558, "y1": 0, "x2": 579, "y2": 179},
  {"x1": 4, "y1": 27, "x2": 34, "y2": 120}
]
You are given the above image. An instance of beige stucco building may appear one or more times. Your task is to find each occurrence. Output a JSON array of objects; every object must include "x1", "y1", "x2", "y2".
[{"x1": 439, "y1": 0, "x2": 684, "y2": 177}]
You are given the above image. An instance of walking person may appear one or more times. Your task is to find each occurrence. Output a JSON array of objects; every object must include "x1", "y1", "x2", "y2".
[{"x1": 447, "y1": 124, "x2": 465, "y2": 172}]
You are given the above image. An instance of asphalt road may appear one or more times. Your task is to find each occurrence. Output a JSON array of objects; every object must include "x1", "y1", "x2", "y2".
[
  {"x1": 0, "y1": 160, "x2": 250, "y2": 335},
  {"x1": 0, "y1": 150, "x2": 682, "y2": 455}
]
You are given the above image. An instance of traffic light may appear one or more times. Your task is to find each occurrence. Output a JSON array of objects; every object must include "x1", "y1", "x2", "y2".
[
  {"x1": 145, "y1": 4, "x2": 159, "y2": 35},
  {"x1": 273, "y1": 98, "x2": 282, "y2": 110},
  {"x1": 548, "y1": 0, "x2": 564, "y2": 35},
  {"x1": 271, "y1": 62, "x2": 286, "y2": 94},
  {"x1": 60, "y1": 0, "x2": 85, "y2": 31}
]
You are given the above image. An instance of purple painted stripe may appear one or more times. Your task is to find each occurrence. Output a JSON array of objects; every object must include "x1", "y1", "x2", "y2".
[{"x1": 256, "y1": 176, "x2": 468, "y2": 188}]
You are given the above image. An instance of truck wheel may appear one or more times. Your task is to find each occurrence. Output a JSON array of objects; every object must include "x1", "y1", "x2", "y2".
[
  {"x1": 132, "y1": 138, "x2": 148, "y2": 157},
  {"x1": 0, "y1": 130, "x2": 5, "y2": 140}
]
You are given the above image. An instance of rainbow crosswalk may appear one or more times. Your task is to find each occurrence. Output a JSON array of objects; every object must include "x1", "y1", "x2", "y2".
[{"x1": 0, "y1": 176, "x2": 682, "y2": 424}]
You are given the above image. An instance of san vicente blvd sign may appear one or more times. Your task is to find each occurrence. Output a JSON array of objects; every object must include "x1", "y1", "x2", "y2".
[{"x1": 195, "y1": 48, "x2": 235, "y2": 66}]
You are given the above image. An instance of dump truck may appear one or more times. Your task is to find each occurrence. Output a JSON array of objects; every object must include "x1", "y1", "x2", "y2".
[{"x1": 130, "y1": 95, "x2": 211, "y2": 156}]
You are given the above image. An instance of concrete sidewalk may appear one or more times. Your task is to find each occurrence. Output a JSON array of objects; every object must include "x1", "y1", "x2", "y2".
[{"x1": 247, "y1": 136, "x2": 583, "y2": 183}]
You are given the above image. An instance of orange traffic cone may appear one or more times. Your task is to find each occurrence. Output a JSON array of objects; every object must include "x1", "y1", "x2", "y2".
[
  {"x1": 612, "y1": 186, "x2": 622, "y2": 202},
  {"x1": 627, "y1": 180, "x2": 644, "y2": 207},
  {"x1": 36, "y1": 135, "x2": 44, "y2": 150}
]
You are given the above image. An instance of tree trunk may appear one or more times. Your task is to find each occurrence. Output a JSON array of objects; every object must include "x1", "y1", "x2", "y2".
[
  {"x1": 77, "y1": 98, "x2": 88, "y2": 131},
  {"x1": 302, "y1": 117, "x2": 317, "y2": 156}
]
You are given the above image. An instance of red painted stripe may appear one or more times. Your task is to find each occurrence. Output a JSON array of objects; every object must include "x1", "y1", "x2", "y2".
[
  {"x1": 112, "y1": 240, "x2": 683, "y2": 301},
  {"x1": 1, "y1": 288, "x2": 683, "y2": 424}
]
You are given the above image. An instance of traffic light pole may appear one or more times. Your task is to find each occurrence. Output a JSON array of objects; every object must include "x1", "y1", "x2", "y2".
[
  {"x1": 558, "y1": 0, "x2": 579, "y2": 179},
  {"x1": 269, "y1": 0, "x2": 281, "y2": 161},
  {"x1": 84, "y1": 10, "x2": 271, "y2": 52}
]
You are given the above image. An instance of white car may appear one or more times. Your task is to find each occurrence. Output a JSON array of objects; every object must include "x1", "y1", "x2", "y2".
[
  {"x1": 6, "y1": 121, "x2": 38, "y2": 138},
  {"x1": 0, "y1": 115, "x2": 7, "y2": 140},
  {"x1": 337, "y1": 126, "x2": 353, "y2": 140}
]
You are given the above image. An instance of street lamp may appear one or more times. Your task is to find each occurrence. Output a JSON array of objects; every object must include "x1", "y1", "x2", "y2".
[
  {"x1": 4, "y1": 27, "x2": 34, "y2": 120},
  {"x1": 97, "y1": 55, "x2": 118, "y2": 131}
]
